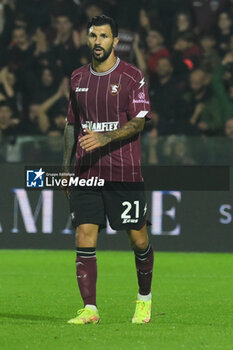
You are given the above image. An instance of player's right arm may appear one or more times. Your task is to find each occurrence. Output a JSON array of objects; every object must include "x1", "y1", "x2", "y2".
[
  {"x1": 62, "y1": 88, "x2": 78, "y2": 198},
  {"x1": 62, "y1": 121, "x2": 76, "y2": 173}
]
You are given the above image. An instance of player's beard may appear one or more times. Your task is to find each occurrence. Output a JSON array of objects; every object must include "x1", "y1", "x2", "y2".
[{"x1": 92, "y1": 43, "x2": 114, "y2": 63}]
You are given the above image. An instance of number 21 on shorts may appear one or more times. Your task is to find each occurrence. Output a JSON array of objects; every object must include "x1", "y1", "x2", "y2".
[{"x1": 121, "y1": 201, "x2": 139, "y2": 223}]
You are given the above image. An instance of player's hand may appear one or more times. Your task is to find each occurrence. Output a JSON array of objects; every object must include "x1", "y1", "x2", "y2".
[{"x1": 79, "y1": 128, "x2": 111, "y2": 151}]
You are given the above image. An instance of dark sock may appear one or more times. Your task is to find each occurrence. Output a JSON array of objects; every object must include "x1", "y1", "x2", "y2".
[
  {"x1": 134, "y1": 244, "x2": 154, "y2": 295},
  {"x1": 75, "y1": 247, "x2": 97, "y2": 306}
]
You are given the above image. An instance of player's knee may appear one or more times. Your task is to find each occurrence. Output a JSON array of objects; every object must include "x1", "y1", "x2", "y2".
[
  {"x1": 133, "y1": 238, "x2": 148, "y2": 251},
  {"x1": 76, "y1": 231, "x2": 95, "y2": 247},
  {"x1": 76, "y1": 225, "x2": 96, "y2": 247}
]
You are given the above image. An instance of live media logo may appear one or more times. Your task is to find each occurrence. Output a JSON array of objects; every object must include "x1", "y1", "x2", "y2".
[
  {"x1": 26, "y1": 169, "x2": 45, "y2": 188},
  {"x1": 25, "y1": 168, "x2": 104, "y2": 189}
]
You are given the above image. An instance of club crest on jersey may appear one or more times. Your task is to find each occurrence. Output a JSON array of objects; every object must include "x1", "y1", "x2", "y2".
[{"x1": 109, "y1": 84, "x2": 121, "y2": 96}]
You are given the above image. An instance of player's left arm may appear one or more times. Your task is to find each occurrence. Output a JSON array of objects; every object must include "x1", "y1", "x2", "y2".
[{"x1": 79, "y1": 117, "x2": 145, "y2": 152}]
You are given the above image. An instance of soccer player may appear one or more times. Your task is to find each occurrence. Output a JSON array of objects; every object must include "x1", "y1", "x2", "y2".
[{"x1": 62, "y1": 15, "x2": 154, "y2": 325}]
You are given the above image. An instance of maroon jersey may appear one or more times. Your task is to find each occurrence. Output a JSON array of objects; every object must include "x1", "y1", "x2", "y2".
[{"x1": 67, "y1": 57, "x2": 151, "y2": 181}]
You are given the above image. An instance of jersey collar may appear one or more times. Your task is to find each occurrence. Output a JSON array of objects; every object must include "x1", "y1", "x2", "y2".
[{"x1": 90, "y1": 57, "x2": 120, "y2": 76}]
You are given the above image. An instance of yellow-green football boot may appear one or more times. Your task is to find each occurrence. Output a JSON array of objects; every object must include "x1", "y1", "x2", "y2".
[
  {"x1": 132, "y1": 299, "x2": 152, "y2": 324},
  {"x1": 68, "y1": 307, "x2": 100, "y2": 325}
]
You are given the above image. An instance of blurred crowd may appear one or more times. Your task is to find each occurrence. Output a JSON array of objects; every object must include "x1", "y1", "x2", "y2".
[{"x1": 1, "y1": 0, "x2": 233, "y2": 163}]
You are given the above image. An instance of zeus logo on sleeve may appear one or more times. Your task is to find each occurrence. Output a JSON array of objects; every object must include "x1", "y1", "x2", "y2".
[
  {"x1": 139, "y1": 77, "x2": 145, "y2": 89},
  {"x1": 82, "y1": 121, "x2": 119, "y2": 132},
  {"x1": 75, "y1": 87, "x2": 89, "y2": 92}
]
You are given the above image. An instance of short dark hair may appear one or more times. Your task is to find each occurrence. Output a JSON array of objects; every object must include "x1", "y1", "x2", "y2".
[{"x1": 87, "y1": 15, "x2": 118, "y2": 37}]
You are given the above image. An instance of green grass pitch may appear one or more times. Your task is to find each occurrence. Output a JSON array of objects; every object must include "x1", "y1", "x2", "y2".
[{"x1": 0, "y1": 250, "x2": 232, "y2": 350}]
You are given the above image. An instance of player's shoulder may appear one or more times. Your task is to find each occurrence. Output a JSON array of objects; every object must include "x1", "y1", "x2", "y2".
[
  {"x1": 119, "y1": 60, "x2": 144, "y2": 82},
  {"x1": 70, "y1": 64, "x2": 90, "y2": 81}
]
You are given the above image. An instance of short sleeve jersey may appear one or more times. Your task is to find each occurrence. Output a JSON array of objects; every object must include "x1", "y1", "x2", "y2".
[{"x1": 67, "y1": 57, "x2": 151, "y2": 182}]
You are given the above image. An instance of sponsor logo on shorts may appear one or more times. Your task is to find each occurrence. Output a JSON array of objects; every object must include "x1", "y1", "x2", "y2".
[
  {"x1": 122, "y1": 219, "x2": 139, "y2": 224},
  {"x1": 143, "y1": 203, "x2": 147, "y2": 215}
]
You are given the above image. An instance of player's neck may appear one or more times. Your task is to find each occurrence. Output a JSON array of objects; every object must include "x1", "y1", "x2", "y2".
[{"x1": 92, "y1": 52, "x2": 117, "y2": 73}]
